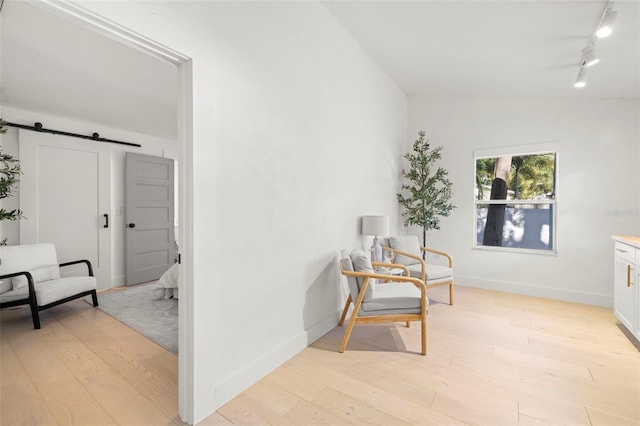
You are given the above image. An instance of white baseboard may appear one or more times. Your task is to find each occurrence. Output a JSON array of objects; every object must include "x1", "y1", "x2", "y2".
[
  {"x1": 458, "y1": 275, "x2": 613, "y2": 308},
  {"x1": 212, "y1": 311, "x2": 339, "y2": 411},
  {"x1": 111, "y1": 275, "x2": 126, "y2": 288}
]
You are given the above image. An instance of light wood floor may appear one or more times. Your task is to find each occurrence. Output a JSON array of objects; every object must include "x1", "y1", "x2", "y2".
[
  {"x1": 205, "y1": 286, "x2": 640, "y2": 426},
  {"x1": 0, "y1": 294, "x2": 182, "y2": 425},
  {"x1": 2, "y1": 286, "x2": 639, "y2": 425}
]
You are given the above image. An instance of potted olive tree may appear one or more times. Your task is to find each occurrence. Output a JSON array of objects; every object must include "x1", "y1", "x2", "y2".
[
  {"x1": 397, "y1": 130, "x2": 455, "y2": 257},
  {"x1": 0, "y1": 119, "x2": 23, "y2": 245}
]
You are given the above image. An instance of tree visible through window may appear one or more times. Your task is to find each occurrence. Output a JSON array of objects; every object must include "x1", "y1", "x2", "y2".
[{"x1": 475, "y1": 151, "x2": 557, "y2": 252}]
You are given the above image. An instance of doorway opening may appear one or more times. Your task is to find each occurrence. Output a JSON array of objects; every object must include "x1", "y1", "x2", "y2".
[{"x1": 8, "y1": 1, "x2": 195, "y2": 423}]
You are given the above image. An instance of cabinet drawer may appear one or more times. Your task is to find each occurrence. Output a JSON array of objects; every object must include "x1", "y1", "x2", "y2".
[{"x1": 615, "y1": 242, "x2": 636, "y2": 263}]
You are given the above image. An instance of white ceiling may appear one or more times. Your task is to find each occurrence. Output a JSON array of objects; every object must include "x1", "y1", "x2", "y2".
[
  {"x1": 324, "y1": 0, "x2": 640, "y2": 98},
  {"x1": 1, "y1": 1, "x2": 638, "y2": 141},
  {"x1": 0, "y1": 1, "x2": 178, "y2": 140}
]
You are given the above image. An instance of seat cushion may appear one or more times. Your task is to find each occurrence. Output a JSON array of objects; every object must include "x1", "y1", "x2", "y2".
[
  {"x1": 361, "y1": 282, "x2": 426, "y2": 315},
  {"x1": 407, "y1": 264, "x2": 453, "y2": 282},
  {"x1": 350, "y1": 249, "x2": 376, "y2": 302},
  {"x1": 35, "y1": 276, "x2": 97, "y2": 306},
  {"x1": 389, "y1": 236, "x2": 422, "y2": 266},
  {"x1": 0, "y1": 286, "x2": 30, "y2": 304}
]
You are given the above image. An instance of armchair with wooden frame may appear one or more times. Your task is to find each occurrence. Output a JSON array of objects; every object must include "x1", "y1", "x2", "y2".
[
  {"x1": 382, "y1": 235, "x2": 454, "y2": 305},
  {"x1": 338, "y1": 249, "x2": 429, "y2": 355}
]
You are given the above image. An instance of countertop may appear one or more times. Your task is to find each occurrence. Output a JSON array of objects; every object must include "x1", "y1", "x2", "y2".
[{"x1": 612, "y1": 235, "x2": 640, "y2": 249}]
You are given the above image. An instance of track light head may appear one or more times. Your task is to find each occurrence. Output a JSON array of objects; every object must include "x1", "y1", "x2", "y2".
[
  {"x1": 596, "y1": 9, "x2": 617, "y2": 38},
  {"x1": 582, "y1": 46, "x2": 599, "y2": 67},
  {"x1": 574, "y1": 68, "x2": 587, "y2": 88}
]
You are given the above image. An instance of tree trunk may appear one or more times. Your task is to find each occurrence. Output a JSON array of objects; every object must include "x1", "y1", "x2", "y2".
[
  {"x1": 483, "y1": 156, "x2": 512, "y2": 246},
  {"x1": 422, "y1": 226, "x2": 427, "y2": 260}
]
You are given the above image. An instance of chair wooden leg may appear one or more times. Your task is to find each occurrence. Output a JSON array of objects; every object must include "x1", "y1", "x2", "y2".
[
  {"x1": 449, "y1": 282, "x2": 454, "y2": 305},
  {"x1": 340, "y1": 312, "x2": 358, "y2": 353},
  {"x1": 421, "y1": 314, "x2": 427, "y2": 355},
  {"x1": 338, "y1": 294, "x2": 352, "y2": 326},
  {"x1": 406, "y1": 321, "x2": 410, "y2": 328}
]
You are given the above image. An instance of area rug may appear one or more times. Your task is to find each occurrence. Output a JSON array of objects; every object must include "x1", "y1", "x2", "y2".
[{"x1": 92, "y1": 283, "x2": 178, "y2": 354}]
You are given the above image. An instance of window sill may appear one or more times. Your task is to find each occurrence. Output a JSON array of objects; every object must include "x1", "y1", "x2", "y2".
[{"x1": 472, "y1": 245, "x2": 558, "y2": 256}]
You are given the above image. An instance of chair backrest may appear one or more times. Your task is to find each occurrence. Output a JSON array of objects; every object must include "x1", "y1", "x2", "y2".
[
  {"x1": 0, "y1": 243, "x2": 59, "y2": 275},
  {"x1": 388, "y1": 235, "x2": 422, "y2": 266},
  {"x1": 340, "y1": 250, "x2": 359, "y2": 301},
  {"x1": 340, "y1": 249, "x2": 375, "y2": 302}
]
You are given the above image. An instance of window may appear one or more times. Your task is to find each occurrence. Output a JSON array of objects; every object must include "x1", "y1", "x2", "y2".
[{"x1": 474, "y1": 145, "x2": 557, "y2": 253}]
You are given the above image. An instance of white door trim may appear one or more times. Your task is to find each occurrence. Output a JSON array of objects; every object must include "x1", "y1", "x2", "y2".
[{"x1": 33, "y1": 1, "x2": 195, "y2": 423}]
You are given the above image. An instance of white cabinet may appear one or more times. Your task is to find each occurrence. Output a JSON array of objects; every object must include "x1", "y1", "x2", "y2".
[{"x1": 613, "y1": 238, "x2": 639, "y2": 342}]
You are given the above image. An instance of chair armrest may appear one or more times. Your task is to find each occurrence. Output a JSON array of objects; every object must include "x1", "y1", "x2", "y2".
[
  {"x1": 382, "y1": 246, "x2": 429, "y2": 282},
  {"x1": 340, "y1": 263, "x2": 426, "y2": 292},
  {"x1": 382, "y1": 246, "x2": 425, "y2": 266},
  {"x1": 371, "y1": 262, "x2": 410, "y2": 276},
  {"x1": 420, "y1": 247, "x2": 453, "y2": 268},
  {"x1": 0, "y1": 271, "x2": 36, "y2": 298},
  {"x1": 59, "y1": 259, "x2": 94, "y2": 277}
]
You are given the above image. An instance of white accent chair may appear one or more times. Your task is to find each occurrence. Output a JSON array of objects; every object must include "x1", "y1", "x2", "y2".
[
  {"x1": 0, "y1": 243, "x2": 98, "y2": 329},
  {"x1": 383, "y1": 235, "x2": 454, "y2": 305},
  {"x1": 339, "y1": 249, "x2": 428, "y2": 355}
]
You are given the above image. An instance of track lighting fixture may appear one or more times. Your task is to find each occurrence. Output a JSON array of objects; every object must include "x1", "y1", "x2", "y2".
[
  {"x1": 572, "y1": 1, "x2": 616, "y2": 88},
  {"x1": 574, "y1": 68, "x2": 587, "y2": 88},
  {"x1": 596, "y1": 8, "x2": 617, "y2": 38},
  {"x1": 582, "y1": 46, "x2": 599, "y2": 67}
]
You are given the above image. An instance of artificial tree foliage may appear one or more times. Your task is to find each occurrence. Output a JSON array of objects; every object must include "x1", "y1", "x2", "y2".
[
  {"x1": 0, "y1": 118, "x2": 23, "y2": 245},
  {"x1": 397, "y1": 130, "x2": 455, "y2": 256}
]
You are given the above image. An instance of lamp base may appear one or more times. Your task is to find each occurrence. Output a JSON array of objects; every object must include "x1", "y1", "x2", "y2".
[{"x1": 371, "y1": 236, "x2": 383, "y2": 264}]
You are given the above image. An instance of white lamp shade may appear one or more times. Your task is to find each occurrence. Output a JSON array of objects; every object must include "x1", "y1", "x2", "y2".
[{"x1": 361, "y1": 215, "x2": 389, "y2": 236}]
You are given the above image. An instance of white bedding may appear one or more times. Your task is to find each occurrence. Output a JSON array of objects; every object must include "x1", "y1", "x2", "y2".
[{"x1": 153, "y1": 262, "x2": 179, "y2": 300}]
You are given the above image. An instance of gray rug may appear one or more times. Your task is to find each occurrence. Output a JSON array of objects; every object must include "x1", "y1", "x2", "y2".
[{"x1": 92, "y1": 284, "x2": 178, "y2": 354}]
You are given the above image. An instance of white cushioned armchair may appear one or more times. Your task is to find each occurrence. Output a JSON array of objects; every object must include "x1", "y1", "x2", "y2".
[
  {"x1": 0, "y1": 243, "x2": 98, "y2": 329},
  {"x1": 383, "y1": 235, "x2": 454, "y2": 305},
  {"x1": 339, "y1": 249, "x2": 428, "y2": 355}
]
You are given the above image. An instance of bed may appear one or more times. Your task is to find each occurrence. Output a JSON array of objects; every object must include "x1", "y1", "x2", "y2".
[{"x1": 153, "y1": 262, "x2": 179, "y2": 299}]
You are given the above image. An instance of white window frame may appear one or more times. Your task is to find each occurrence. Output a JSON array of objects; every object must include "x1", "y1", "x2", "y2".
[{"x1": 473, "y1": 143, "x2": 559, "y2": 255}]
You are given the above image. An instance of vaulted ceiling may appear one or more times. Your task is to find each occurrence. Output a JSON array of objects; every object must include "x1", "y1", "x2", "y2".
[
  {"x1": 1, "y1": 1, "x2": 638, "y2": 141},
  {"x1": 324, "y1": 0, "x2": 640, "y2": 99}
]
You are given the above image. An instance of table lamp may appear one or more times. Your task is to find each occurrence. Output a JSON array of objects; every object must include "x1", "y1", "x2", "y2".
[{"x1": 362, "y1": 215, "x2": 389, "y2": 264}]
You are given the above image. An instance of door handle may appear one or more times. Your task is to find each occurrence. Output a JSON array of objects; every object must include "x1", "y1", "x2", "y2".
[
  {"x1": 128, "y1": 223, "x2": 136, "y2": 228},
  {"x1": 103, "y1": 214, "x2": 109, "y2": 228}
]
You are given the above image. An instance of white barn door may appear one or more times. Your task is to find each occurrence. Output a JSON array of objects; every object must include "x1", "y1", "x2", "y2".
[
  {"x1": 19, "y1": 130, "x2": 111, "y2": 289},
  {"x1": 125, "y1": 153, "x2": 175, "y2": 285}
]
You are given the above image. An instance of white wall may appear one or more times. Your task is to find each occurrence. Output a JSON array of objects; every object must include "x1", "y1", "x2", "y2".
[
  {"x1": 74, "y1": 1, "x2": 406, "y2": 423},
  {"x1": 408, "y1": 96, "x2": 640, "y2": 307},
  {"x1": 1, "y1": 106, "x2": 178, "y2": 287}
]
